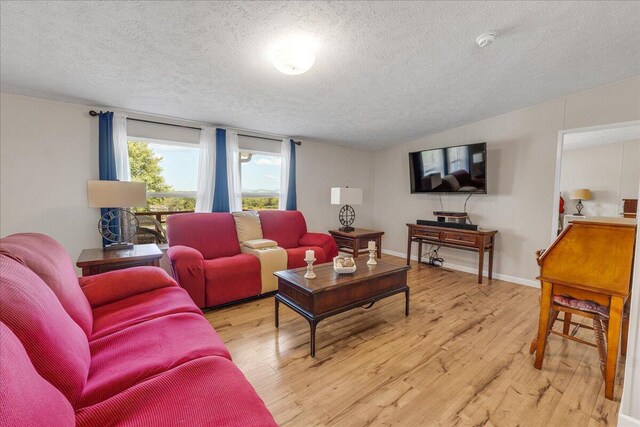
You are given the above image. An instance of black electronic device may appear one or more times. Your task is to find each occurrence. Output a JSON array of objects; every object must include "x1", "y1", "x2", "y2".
[{"x1": 416, "y1": 219, "x2": 478, "y2": 231}]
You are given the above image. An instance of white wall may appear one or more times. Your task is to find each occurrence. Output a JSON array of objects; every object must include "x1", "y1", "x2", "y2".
[
  {"x1": 0, "y1": 92, "x2": 102, "y2": 263},
  {"x1": 0, "y1": 92, "x2": 376, "y2": 268},
  {"x1": 560, "y1": 140, "x2": 639, "y2": 217},
  {"x1": 373, "y1": 76, "x2": 640, "y2": 285},
  {"x1": 296, "y1": 139, "x2": 375, "y2": 233}
]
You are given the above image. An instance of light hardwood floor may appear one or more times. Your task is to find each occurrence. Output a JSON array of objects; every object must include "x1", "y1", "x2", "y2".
[{"x1": 204, "y1": 255, "x2": 624, "y2": 427}]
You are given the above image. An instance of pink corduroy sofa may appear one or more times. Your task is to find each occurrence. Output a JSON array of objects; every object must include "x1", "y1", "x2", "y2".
[{"x1": 0, "y1": 233, "x2": 277, "y2": 427}]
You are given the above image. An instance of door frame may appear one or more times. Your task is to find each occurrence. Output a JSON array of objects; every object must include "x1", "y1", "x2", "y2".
[{"x1": 550, "y1": 120, "x2": 640, "y2": 243}]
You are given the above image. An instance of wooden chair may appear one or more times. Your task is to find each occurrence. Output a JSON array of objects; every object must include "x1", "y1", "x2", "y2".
[
  {"x1": 134, "y1": 216, "x2": 167, "y2": 244},
  {"x1": 531, "y1": 218, "x2": 636, "y2": 400}
]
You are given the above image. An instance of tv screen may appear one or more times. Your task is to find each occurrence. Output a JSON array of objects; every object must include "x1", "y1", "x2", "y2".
[{"x1": 409, "y1": 142, "x2": 487, "y2": 194}]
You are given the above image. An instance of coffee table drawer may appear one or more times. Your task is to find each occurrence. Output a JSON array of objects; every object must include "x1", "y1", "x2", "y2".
[{"x1": 314, "y1": 270, "x2": 407, "y2": 314}]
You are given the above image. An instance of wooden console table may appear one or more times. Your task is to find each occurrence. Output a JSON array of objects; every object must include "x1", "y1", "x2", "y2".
[{"x1": 406, "y1": 223, "x2": 498, "y2": 284}]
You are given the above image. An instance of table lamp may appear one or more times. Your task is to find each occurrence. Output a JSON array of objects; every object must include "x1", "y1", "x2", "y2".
[
  {"x1": 569, "y1": 188, "x2": 592, "y2": 216},
  {"x1": 331, "y1": 187, "x2": 363, "y2": 232},
  {"x1": 87, "y1": 180, "x2": 147, "y2": 249}
]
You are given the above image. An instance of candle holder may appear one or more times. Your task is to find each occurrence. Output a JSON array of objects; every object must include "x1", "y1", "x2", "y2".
[
  {"x1": 367, "y1": 246, "x2": 377, "y2": 266},
  {"x1": 304, "y1": 257, "x2": 316, "y2": 279}
]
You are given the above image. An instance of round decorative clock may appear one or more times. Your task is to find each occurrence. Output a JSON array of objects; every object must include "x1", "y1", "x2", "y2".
[{"x1": 338, "y1": 205, "x2": 356, "y2": 232}]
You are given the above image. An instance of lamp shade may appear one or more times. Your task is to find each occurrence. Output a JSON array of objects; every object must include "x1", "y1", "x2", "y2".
[
  {"x1": 569, "y1": 189, "x2": 592, "y2": 201},
  {"x1": 331, "y1": 187, "x2": 363, "y2": 205},
  {"x1": 87, "y1": 180, "x2": 147, "y2": 208}
]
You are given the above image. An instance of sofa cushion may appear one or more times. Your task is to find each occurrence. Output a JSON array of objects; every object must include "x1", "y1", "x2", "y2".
[
  {"x1": 240, "y1": 245, "x2": 288, "y2": 293},
  {"x1": 75, "y1": 356, "x2": 277, "y2": 427},
  {"x1": 0, "y1": 323, "x2": 76, "y2": 427},
  {"x1": 80, "y1": 266, "x2": 178, "y2": 308},
  {"x1": 79, "y1": 313, "x2": 230, "y2": 407},
  {"x1": 204, "y1": 254, "x2": 261, "y2": 306},
  {"x1": 232, "y1": 210, "x2": 263, "y2": 243},
  {"x1": 0, "y1": 233, "x2": 93, "y2": 337},
  {"x1": 243, "y1": 238, "x2": 278, "y2": 249},
  {"x1": 0, "y1": 255, "x2": 90, "y2": 404},
  {"x1": 90, "y1": 286, "x2": 202, "y2": 340},
  {"x1": 167, "y1": 213, "x2": 241, "y2": 259},
  {"x1": 286, "y1": 246, "x2": 327, "y2": 269},
  {"x1": 258, "y1": 210, "x2": 308, "y2": 249}
]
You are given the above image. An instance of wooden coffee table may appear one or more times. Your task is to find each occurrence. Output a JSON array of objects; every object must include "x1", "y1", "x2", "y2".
[{"x1": 274, "y1": 258, "x2": 410, "y2": 357}]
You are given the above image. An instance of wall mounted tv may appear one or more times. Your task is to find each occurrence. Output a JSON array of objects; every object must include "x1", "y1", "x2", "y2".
[{"x1": 409, "y1": 142, "x2": 487, "y2": 194}]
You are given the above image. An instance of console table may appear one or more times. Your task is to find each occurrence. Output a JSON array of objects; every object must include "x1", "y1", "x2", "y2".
[{"x1": 406, "y1": 223, "x2": 498, "y2": 284}]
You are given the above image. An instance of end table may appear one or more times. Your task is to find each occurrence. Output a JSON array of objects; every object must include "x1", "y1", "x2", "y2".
[
  {"x1": 76, "y1": 244, "x2": 163, "y2": 277},
  {"x1": 328, "y1": 228, "x2": 384, "y2": 258}
]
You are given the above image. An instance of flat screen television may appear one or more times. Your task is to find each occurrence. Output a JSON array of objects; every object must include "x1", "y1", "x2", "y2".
[{"x1": 409, "y1": 142, "x2": 487, "y2": 194}]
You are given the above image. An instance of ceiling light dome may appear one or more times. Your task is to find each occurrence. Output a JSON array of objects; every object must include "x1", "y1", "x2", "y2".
[{"x1": 270, "y1": 37, "x2": 316, "y2": 75}]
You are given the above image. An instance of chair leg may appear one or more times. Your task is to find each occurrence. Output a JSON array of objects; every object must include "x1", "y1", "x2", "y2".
[
  {"x1": 604, "y1": 297, "x2": 624, "y2": 400},
  {"x1": 593, "y1": 317, "x2": 607, "y2": 378},
  {"x1": 621, "y1": 313, "x2": 629, "y2": 357},
  {"x1": 534, "y1": 282, "x2": 553, "y2": 369},
  {"x1": 563, "y1": 313, "x2": 572, "y2": 335}
]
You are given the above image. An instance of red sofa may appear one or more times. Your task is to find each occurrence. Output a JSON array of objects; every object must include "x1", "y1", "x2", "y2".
[
  {"x1": 166, "y1": 210, "x2": 338, "y2": 309},
  {"x1": 0, "y1": 233, "x2": 276, "y2": 427}
]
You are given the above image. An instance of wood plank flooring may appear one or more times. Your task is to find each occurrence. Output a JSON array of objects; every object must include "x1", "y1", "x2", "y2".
[{"x1": 204, "y1": 255, "x2": 624, "y2": 426}]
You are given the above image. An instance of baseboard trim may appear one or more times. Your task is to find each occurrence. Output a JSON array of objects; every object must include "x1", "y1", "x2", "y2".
[
  {"x1": 382, "y1": 249, "x2": 540, "y2": 288},
  {"x1": 618, "y1": 413, "x2": 640, "y2": 427}
]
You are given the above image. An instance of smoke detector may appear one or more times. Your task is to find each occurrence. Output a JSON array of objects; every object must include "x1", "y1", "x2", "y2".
[{"x1": 476, "y1": 33, "x2": 496, "y2": 48}]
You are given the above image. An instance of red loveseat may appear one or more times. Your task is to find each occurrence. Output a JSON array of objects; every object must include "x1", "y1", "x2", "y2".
[
  {"x1": 0, "y1": 233, "x2": 276, "y2": 427},
  {"x1": 166, "y1": 210, "x2": 338, "y2": 309}
]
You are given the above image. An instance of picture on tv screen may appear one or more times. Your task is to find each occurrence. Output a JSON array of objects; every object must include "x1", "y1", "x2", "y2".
[{"x1": 409, "y1": 142, "x2": 487, "y2": 193}]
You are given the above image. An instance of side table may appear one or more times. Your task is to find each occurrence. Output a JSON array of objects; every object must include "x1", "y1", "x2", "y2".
[
  {"x1": 328, "y1": 228, "x2": 384, "y2": 258},
  {"x1": 76, "y1": 244, "x2": 163, "y2": 277}
]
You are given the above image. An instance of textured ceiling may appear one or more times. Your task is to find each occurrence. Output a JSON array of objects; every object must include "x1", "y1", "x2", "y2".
[
  {"x1": 563, "y1": 125, "x2": 640, "y2": 151},
  {"x1": 1, "y1": 1, "x2": 639, "y2": 149}
]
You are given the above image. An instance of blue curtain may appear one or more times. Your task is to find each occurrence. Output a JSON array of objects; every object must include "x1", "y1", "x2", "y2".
[
  {"x1": 212, "y1": 128, "x2": 230, "y2": 212},
  {"x1": 98, "y1": 112, "x2": 118, "y2": 246},
  {"x1": 286, "y1": 139, "x2": 297, "y2": 210}
]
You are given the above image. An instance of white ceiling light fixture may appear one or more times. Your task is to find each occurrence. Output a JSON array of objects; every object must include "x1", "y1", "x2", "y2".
[
  {"x1": 476, "y1": 32, "x2": 496, "y2": 48},
  {"x1": 269, "y1": 36, "x2": 317, "y2": 75}
]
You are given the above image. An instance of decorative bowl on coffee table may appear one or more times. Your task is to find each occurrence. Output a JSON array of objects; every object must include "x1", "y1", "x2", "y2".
[{"x1": 333, "y1": 256, "x2": 357, "y2": 274}]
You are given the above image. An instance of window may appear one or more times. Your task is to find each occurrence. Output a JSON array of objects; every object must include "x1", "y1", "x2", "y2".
[
  {"x1": 421, "y1": 149, "x2": 445, "y2": 176},
  {"x1": 239, "y1": 151, "x2": 281, "y2": 210},
  {"x1": 128, "y1": 139, "x2": 198, "y2": 213},
  {"x1": 446, "y1": 146, "x2": 470, "y2": 173}
]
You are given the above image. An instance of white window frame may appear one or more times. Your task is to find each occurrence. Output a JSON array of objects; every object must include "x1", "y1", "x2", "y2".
[
  {"x1": 127, "y1": 137, "x2": 198, "y2": 200},
  {"x1": 239, "y1": 149, "x2": 281, "y2": 200}
]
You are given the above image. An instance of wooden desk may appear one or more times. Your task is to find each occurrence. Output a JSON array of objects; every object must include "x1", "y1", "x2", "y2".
[
  {"x1": 533, "y1": 218, "x2": 636, "y2": 400},
  {"x1": 329, "y1": 228, "x2": 384, "y2": 258},
  {"x1": 406, "y1": 223, "x2": 498, "y2": 284},
  {"x1": 76, "y1": 244, "x2": 163, "y2": 277}
]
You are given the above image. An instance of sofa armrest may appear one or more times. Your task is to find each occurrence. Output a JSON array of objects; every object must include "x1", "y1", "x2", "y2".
[
  {"x1": 299, "y1": 233, "x2": 339, "y2": 260},
  {"x1": 166, "y1": 245, "x2": 206, "y2": 308},
  {"x1": 80, "y1": 267, "x2": 177, "y2": 308}
]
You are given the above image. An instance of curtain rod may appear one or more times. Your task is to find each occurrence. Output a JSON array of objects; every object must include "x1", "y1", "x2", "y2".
[{"x1": 88, "y1": 110, "x2": 301, "y2": 145}]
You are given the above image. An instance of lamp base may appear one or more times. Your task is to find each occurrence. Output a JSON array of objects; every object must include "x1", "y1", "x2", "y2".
[
  {"x1": 339, "y1": 226, "x2": 355, "y2": 232},
  {"x1": 104, "y1": 242, "x2": 134, "y2": 251}
]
